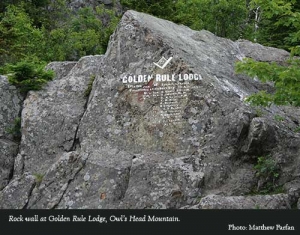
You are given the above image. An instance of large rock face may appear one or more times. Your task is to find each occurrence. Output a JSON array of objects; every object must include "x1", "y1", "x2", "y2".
[
  {"x1": 0, "y1": 11, "x2": 300, "y2": 209},
  {"x1": 0, "y1": 76, "x2": 23, "y2": 190}
]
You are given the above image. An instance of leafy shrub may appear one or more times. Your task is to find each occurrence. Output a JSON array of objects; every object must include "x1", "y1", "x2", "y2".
[
  {"x1": 255, "y1": 156, "x2": 279, "y2": 180},
  {"x1": 236, "y1": 58, "x2": 300, "y2": 107},
  {"x1": 254, "y1": 156, "x2": 280, "y2": 194},
  {"x1": 6, "y1": 60, "x2": 54, "y2": 94}
]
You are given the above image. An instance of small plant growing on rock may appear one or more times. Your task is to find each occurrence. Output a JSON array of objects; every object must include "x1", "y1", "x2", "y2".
[
  {"x1": 84, "y1": 75, "x2": 96, "y2": 97},
  {"x1": 254, "y1": 155, "x2": 280, "y2": 194},
  {"x1": 33, "y1": 173, "x2": 44, "y2": 186},
  {"x1": 274, "y1": 115, "x2": 285, "y2": 122},
  {"x1": 295, "y1": 126, "x2": 300, "y2": 133},
  {"x1": 255, "y1": 108, "x2": 264, "y2": 117},
  {"x1": 6, "y1": 117, "x2": 21, "y2": 141}
]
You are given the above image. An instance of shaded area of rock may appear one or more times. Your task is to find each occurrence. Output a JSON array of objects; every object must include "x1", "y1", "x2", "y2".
[
  {"x1": 0, "y1": 76, "x2": 23, "y2": 190},
  {"x1": 218, "y1": 166, "x2": 257, "y2": 196},
  {"x1": 241, "y1": 117, "x2": 277, "y2": 156},
  {"x1": 0, "y1": 76, "x2": 23, "y2": 140},
  {"x1": 284, "y1": 180, "x2": 300, "y2": 206},
  {"x1": 0, "y1": 139, "x2": 18, "y2": 190}
]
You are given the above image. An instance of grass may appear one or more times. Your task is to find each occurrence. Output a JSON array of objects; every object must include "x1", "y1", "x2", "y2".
[
  {"x1": 33, "y1": 173, "x2": 44, "y2": 185},
  {"x1": 274, "y1": 115, "x2": 285, "y2": 122},
  {"x1": 255, "y1": 108, "x2": 264, "y2": 117}
]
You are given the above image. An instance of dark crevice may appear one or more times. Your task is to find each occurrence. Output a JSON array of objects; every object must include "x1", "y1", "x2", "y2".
[
  {"x1": 23, "y1": 181, "x2": 36, "y2": 209},
  {"x1": 52, "y1": 162, "x2": 86, "y2": 209},
  {"x1": 69, "y1": 88, "x2": 92, "y2": 152},
  {"x1": 119, "y1": 157, "x2": 134, "y2": 200},
  {"x1": 7, "y1": 164, "x2": 14, "y2": 184},
  {"x1": 5, "y1": 93, "x2": 26, "y2": 187}
]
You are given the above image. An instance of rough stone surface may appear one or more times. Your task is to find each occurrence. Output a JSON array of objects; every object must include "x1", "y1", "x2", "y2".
[
  {"x1": 0, "y1": 139, "x2": 18, "y2": 190},
  {"x1": 0, "y1": 173, "x2": 35, "y2": 209},
  {"x1": 20, "y1": 55, "x2": 103, "y2": 174},
  {"x1": 0, "y1": 75, "x2": 23, "y2": 139},
  {"x1": 196, "y1": 194, "x2": 291, "y2": 209},
  {"x1": 241, "y1": 117, "x2": 277, "y2": 156},
  {"x1": 0, "y1": 76, "x2": 23, "y2": 190},
  {"x1": 236, "y1": 40, "x2": 290, "y2": 62},
  {"x1": 46, "y1": 61, "x2": 77, "y2": 80},
  {"x1": 1, "y1": 11, "x2": 300, "y2": 209},
  {"x1": 27, "y1": 151, "x2": 85, "y2": 209}
]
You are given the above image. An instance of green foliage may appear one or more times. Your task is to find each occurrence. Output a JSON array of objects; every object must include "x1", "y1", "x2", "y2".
[
  {"x1": 51, "y1": 4, "x2": 118, "y2": 61},
  {"x1": 236, "y1": 1, "x2": 300, "y2": 109},
  {"x1": 194, "y1": 0, "x2": 247, "y2": 39},
  {"x1": 253, "y1": 155, "x2": 281, "y2": 194},
  {"x1": 6, "y1": 117, "x2": 21, "y2": 141},
  {"x1": 0, "y1": 3, "x2": 120, "y2": 67},
  {"x1": 255, "y1": 184, "x2": 284, "y2": 195},
  {"x1": 274, "y1": 115, "x2": 284, "y2": 122},
  {"x1": 294, "y1": 126, "x2": 300, "y2": 133},
  {"x1": 84, "y1": 75, "x2": 96, "y2": 97},
  {"x1": 33, "y1": 173, "x2": 44, "y2": 185},
  {"x1": 122, "y1": 0, "x2": 248, "y2": 40},
  {"x1": 255, "y1": 156, "x2": 280, "y2": 180},
  {"x1": 249, "y1": 0, "x2": 300, "y2": 51},
  {"x1": 0, "y1": 4, "x2": 45, "y2": 65},
  {"x1": 236, "y1": 58, "x2": 300, "y2": 107},
  {"x1": 5, "y1": 59, "x2": 54, "y2": 94}
]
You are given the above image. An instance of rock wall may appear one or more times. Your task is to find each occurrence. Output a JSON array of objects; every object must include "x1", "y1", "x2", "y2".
[
  {"x1": 0, "y1": 11, "x2": 300, "y2": 209},
  {"x1": 0, "y1": 76, "x2": 23, "y2": 190}
]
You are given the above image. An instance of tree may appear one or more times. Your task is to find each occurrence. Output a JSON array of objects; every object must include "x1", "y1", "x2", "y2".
[
  {"x1": 122, "y1": 0, "x2": 249, "y2": 40},
  {"x1": 0, "y1": 4, "x2": 45, "y2": 65},
  {"x1": 0, "y1": 3, "x2": 120, "y2": 65},
  {"x1": 121, "y1": 0, "x2": 176, "y2": 20},
  {"x1": 175, "y1": 0, "x2": 248, "y2": 39},
  {"x1": 248, "y1": 0, "x2": 300, "y2": 51},
  {"x1": 236, "y1": 0, "x2": 300, "y2": 107},
  {"x1": 44, "y1": 6, "x2": 120, "y2": 61}
]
